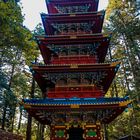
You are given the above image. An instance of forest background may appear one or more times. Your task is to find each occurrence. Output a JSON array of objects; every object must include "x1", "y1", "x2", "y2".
[{"x1": 0, "y1": 0, "x2": 140, "y2": 139}]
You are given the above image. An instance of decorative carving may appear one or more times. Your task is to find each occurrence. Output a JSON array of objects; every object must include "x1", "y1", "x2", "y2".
[
  {"x1": 56, "y1": 79, "x2": 67, "y2": 86},
  {"x1": 86, "y1": 113, "x2": 96, "y2": 124},
  {"x1": 86, "y1": 129, "x2": 97, "y2": 137},
  {"x1": 51, "y1": 22, "x2": 94, "y2": 35},
  {"x1": 43, "y1": 71, "x2": 107, "y2": 86},
  {"x1": 55, "y1": 130, "x2": 65, "y2": 138},
  {"x1": 48, "y1": 43, "x2": 100, "y2": 56},
  {"x1": 55, "y1": 4, "x2": 91, "y2": 14}
]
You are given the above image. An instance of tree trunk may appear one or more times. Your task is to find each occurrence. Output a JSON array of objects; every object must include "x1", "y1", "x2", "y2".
[
  {"x1": 26, "y1": 115, "x2": 32, "y2": 140},
  {"x1": 26, "y1": 72, "x2": 35, "y2": 140},
  {"x1": 17, "y1": 108, "x2": 23, "y2": 132},
  {"x1": 10, "y1": 107, "x2": 16, "y2": 132},
  {"x1": 122, "y1": 34, "x2": 140, "y2": 101},
  {"x1": 36, "y1": 124, "x2": 45, "y2": 140},
  {"x1": 9, "y1": 64, "x2": 15, "y2": 88},
  {"x1": 104, "y1": 124, "x2": 108, "y2": 140},
  {"x1": 108, "y1": 45, "x2": 118, "y2": 97},
  {"x1": 1, "y1": 103, "x2": 7, "y2": 130},
  {"x1": 113, "y1": 81, "x2": 118, "y2": 97},
  {"x1": 122, "y1": 62, "x2": 131, "y2": 92},
  {"x1": 41, "y1": 125, "x2": 45, "y2": 140}
]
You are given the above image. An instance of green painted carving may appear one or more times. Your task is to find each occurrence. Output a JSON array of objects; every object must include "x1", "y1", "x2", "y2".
[
  {"x1": 51, "y1": 22, "x2": 93, "y2": 34},
  {"x1": 87, "y1": 129, "x2": 97, "y2": 137},
  {"x1": 48, "y1": 43, "x2": 100, "y2": 55},
  {"x1": 45, "y1": 71, "x2": 107, "y2": 85},
  {"x1": 56, "y1": 130, "x2": 65, "y2": 138}
]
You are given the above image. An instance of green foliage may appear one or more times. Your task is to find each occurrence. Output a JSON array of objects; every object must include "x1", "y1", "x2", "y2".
[
  {"x1": 0, "y1": 0, "x2": 39, "y2": 133},
  {"x1": 0, "y1": 70, "x2": 17, "y2": 131},
  {"x1": 0, "y1": 1, "x2": 38, "y2": 66},
  {"x1": 0, "y1": 71, "x2": 9, "y2": 91},
  {"x1": 105, "y1": 0, "x2": 140, "y2": 99},
  {"x1": 105, "y1": 0, "x2": 140, "y2": 138},
  {"x1": 33, "y1": 23, "x2": 45, "y2": 36},
  {"x1": 108, "y1": 109, "x2": 140, "y2": 139}
]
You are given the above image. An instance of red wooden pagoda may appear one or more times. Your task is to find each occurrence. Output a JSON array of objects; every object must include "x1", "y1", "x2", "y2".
[{"x1": 22, "y1": 0, "x2": 131, "y2": 139}]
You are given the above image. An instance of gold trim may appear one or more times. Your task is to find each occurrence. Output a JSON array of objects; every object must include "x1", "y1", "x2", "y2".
[
  {"x1": 24, "y1": 104, "x2": 31, "y2": 108},
  {"x1": 55, "y1": 126, "x2": 66, "y2": 129},
  {"x1": 111, "y1": 61, "x2": 121, "y2": 66},
  {"x1": 70, "y1": 36, "x2": 77, "y2": 39},
  {"x1": 103, "y1": 34, "x2": 109, "y2": 37},
  {"x1": 70, "y1": 14, "x2": 76, "y2": 17},
  {"x1": 85, "y1": 125, "x2": 97, "y2": 128},
  {"x1": 55, "y1": 84, "x2": 95, "y2": 87},
  {"x1": 70, "y1": 64, "x2": 78, "y2": 68},
  {"x1": 70, "y1": 104, "x2": 79, "y2": 108},
  {"x1": 119, "y1": 100, "x2": 132, "y2": 107}
]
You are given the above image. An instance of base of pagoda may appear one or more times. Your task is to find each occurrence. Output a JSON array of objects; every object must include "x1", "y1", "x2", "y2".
[{"x1": 50, "y1": 123, "x2": 103, "y2": 140}]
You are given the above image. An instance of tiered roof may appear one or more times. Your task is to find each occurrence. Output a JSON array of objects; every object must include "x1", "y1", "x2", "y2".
[
  {"x1": 46, "y1": 0, "x2": 99, "y2": 14},
  {"x1": 31, "y1": 62, "x2": 120, "y2": 98},
  {"x1": 37, "y1": 34, "x2": 110, "y2": 64},
  {"x1": 41, "y1": 11, "x2": 105, "y2": 35},
  {"x1": 22, "y1": 97, "x2": 130, "y2": 124},
  {"x1": 22, "y1": 0, "x2": 130, "y2": 125}
]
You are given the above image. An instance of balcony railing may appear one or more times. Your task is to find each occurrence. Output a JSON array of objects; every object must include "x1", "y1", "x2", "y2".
[
  {"x1": 51, "y1": 56, "x2": 98, "y2": 64},
  {"x1": 47, "y1": 85, "x2": 104, "y2": 98}
]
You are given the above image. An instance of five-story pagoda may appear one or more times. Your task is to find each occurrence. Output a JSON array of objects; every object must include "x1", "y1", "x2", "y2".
[{"x1": 22, "y1": 0, "x2": 131, "y2": 139}]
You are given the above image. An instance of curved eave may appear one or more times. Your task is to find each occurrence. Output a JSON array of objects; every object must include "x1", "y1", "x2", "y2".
[
  {"x1": 36, "y1": 33, "x2": 111, "y2": 64},
  {"x1": 46, "y1": 0, "x2": 98, "y2": 2},
  {"x1": 36, "y1": 33, "x2": 111, "y2": 43},
  {"x1": 41, "y1": 10, "x2": 104, "y2": 17},
  {"x1": 41, "y1": 10, "x2": 105, "y2": 35},
  {"x1": 31, "y1": 62, "x2": 120, "y2": 95},
  {"x1": 32, "y1": 61, "x2": 120, "y2": 71},
  {"x1": 22, "y1": 98, "x2": 131, "y2": 124},
  {"x1": 22, "y1": 100, "x2": 131, "y2": 108},
  {"x1": 46, "y1": 0, "x2": 99, "y2": 14}
]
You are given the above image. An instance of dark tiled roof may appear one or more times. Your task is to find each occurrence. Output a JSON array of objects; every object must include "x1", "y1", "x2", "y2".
[{"x1": 23, "y1": 97, "x2": 128, "y2": 106}]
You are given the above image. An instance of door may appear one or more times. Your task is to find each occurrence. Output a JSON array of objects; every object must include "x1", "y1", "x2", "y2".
[{"x1": 67, "y1": 126, "x2": 84, "y2": 140}]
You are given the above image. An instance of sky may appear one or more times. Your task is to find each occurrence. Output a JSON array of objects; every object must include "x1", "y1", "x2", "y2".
[{"x1": 21, "y1": 0, "x2": 109, "y2": 31}]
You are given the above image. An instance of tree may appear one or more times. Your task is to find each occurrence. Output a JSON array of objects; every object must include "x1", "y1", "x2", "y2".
[
  {"x1": 0, "y1": 0, "x2": 38, "y2": 132},
  {"x1": 105, "y1": 0, "x2": 140, "y2": 138}
]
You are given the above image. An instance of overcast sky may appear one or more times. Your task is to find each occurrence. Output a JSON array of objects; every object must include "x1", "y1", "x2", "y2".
[{"x1": 21, "y1": 0, "x2": 109, "y2": 30}]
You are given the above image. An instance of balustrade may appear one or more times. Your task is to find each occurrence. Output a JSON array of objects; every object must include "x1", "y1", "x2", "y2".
[
  {"x1": 47, "y1": 85, "x2": 104, "y2": 98},
  {"x1": 55, "y1": 4, "x2": 91, "y2": 14},
  {"x1": 51, "y1": 56, "x2": 98, "y2": 64}
]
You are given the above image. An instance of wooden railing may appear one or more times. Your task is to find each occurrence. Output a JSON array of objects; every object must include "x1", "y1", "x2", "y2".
[
  {"x1": 51, "y1": 56, "x2": 97, "y2": 64},
  {"x1": 47, "y1": 85, "x2": 104, "y2": 98},
  {"x1": 59, "y1": 31, "x2": 91, "y2": 35}
]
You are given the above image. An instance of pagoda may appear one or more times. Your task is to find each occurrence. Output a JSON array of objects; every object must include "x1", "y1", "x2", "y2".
[{"x1": 22, "y1": 0, "x2": 131, "y2": 139}]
